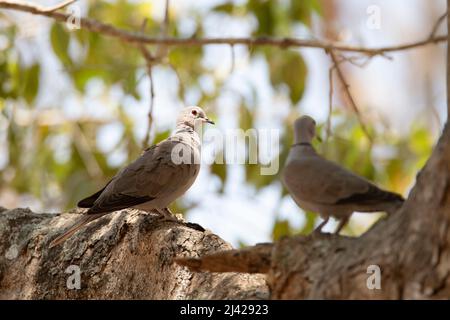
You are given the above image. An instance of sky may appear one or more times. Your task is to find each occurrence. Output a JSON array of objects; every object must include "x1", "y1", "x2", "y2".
[{"x1": 1, "y1": 0, "x2": 447, "y2": 246}]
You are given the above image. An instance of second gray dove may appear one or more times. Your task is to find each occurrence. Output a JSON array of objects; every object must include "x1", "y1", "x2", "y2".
[
  {"x1": 282, "y1": 116, "x2": 404, "y2": 234},
  {"x1": 50, "y1": 106, "x2": 214, "y2": 247}
]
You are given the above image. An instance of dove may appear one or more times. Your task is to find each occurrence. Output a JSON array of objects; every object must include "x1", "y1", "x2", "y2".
[
  {"x1": 50, "y1": 106, "x2": 214, "y2": 247},
  {"x1": 282, "y1": 116, "x2": 404, "y2": 234}
]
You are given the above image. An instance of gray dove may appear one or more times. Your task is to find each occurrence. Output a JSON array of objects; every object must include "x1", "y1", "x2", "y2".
[
  {"x1": 282, "y1": 116, "x2": 404, "y2": 234},
  {"x1": 50, "y1": 106, "x2": 214, "y2": 247}
]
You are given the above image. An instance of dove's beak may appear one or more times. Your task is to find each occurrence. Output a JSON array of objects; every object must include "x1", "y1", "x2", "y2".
[{"x1": 204, "y1": 118, "x2": 215, "y2": 125}]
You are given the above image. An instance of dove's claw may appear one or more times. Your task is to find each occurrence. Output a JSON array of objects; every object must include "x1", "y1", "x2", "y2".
[
  {"x1": 312, "y1": 217, "x2": 329, "y2": 235},
  {"x1": 334, "y1": 216, "x2": 350, "y2": 235},
  {"x1": 156, "y1": 208, "x2": 185, "y2": 223},
  {"x1": 312, "y1": 228, "x2": 323, "y2": 235}
]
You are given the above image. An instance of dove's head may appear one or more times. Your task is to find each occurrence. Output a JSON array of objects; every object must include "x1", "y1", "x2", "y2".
[
  {"x1": 177, "y1": 106, "x2": 215, "y2": 129},
  {"x1": 294, "y1": 115, "x2": 317, "y2": 143}
]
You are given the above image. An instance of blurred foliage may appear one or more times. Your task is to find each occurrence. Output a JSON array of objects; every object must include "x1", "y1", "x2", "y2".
[{"x1": 0, "y1": 1, "x2": 436, "y2": 243}]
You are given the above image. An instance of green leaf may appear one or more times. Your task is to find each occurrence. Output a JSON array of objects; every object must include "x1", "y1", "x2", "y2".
[
  {"x1": 266, "y1": 49, "x2": 307, "y2": 104},
  {"x1": 123, "y1": 71, "x2": 139, "y2": 99},
  {"x1": 272, "y1": 219, "x2": 292, "y2": 240},
  {"x1": 248, "y1": 0, "x2": 275, "y2": 36},
  {"x1": 289, "y1": 0, "x2": 321, "y2": 25},
  {"x1": 152, "y1": 129, "x2": 171, "y2": 144},
  {"x1": 211, "y1": 150, "x2": 227, "y2": 193},
  {"x1": 72, "y1": 68, "x2": 105, "y2": 92},
  {"x1": 239, "y1": 104, "x2": 253, "y2": 131},
  {"x1": 50, "y1": 23, "x2": 71, "y2": 66},
  {"x1": 22, "y1": 63, "x2": 40, "y2": 104},
  {"x1": 299, "y1": 211, "x2": 316, "y2": 235},
  {"x1": 212, "y1": 3, "x2": 234, "y2": 13},
  {"x1": 409, "y1": 126, "x2": 432, "y2": 168}
]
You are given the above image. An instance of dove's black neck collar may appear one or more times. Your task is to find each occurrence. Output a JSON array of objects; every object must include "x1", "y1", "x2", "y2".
[
  {"x1": 291, "y1": 142, "x2": 311, "y2": 147},
  {"x1": 174, "y1": 125, "x2": 195, "y2": 135}
]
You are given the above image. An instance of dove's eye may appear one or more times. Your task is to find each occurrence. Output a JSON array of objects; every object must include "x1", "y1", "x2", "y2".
[{"x1": 191, "y1": 110, "x2": 198, "y2": 116}]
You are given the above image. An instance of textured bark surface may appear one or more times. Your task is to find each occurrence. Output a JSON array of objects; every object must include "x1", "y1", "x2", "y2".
[{"x1": 0, "y1": 208, "x2": 268, "y2": 299}]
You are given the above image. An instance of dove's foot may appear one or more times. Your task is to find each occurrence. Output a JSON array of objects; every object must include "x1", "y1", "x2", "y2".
[
  {"x1": 312, "y1": 216, "x2": 329, "y2": 235},
  {"x1": 334, "y1": 216, "x2": 350, "y2": 235},
  {"x1": 156, "y1": 207, "x2": 182, "y2": 222},
  {"x1": 156, "y1": 208, "x2": 204, "y2": 231}
]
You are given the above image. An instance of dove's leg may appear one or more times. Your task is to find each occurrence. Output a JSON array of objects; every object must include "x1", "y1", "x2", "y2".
[
  {"x1": 163, "y1": 208, "x2": 204, "y2": 231},
  {"x1": 156, "y1": 208, "x2": 205, "y2": 231},
  {"x1": 155, "y1": 207, "x2": 179, "y2": 221},
  {"x1": 334, "y1": 215, "x2": 350, "y2": 234},
  {"x1": 313, "y1": 216, "x2": 329, "y2": 233}
]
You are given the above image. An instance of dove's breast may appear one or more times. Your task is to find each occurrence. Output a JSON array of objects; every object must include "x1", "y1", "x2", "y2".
[
  {"x1": 282, "y1": 157, "x2": 325, "y2": 212},
  {"x1": 156, "y1": 139, "x2": 201, "y2": 208},
  {"x1": 282, "y1": 159, "x2": 311, "y2": 195},
  {"x1": 155, "y1": 163, "x2": 200, "y2": 208}
]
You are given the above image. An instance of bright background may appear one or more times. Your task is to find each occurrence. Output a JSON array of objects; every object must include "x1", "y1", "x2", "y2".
[{"x1": 0, "y1": 0, "x2": 446, "y2": 246}]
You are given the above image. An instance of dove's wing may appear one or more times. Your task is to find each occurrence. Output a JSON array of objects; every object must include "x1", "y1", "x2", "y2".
[
  {"x1": 283, "y1": 156, "x2": 401, "y2": 206},
  {"x1": 87, "y1": 138, "x2": 197, "y2": 214}
]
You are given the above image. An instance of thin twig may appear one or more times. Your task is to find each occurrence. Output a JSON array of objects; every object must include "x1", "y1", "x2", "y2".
[
  {"x1": 230, "y1": 44, "x2": 236, "y2": 74},
  {"x1": 328, "y1": 49, "x2": 372, "y2": 142},
  {"x1": 429, "y1": 10, "x2": 448, "y2": 40},
  {"x1": 335, "y1": 54, "x2": 377, "y2": 68},
  {"x1": 162, "y1": 0, "x2": 170, "y2": 35},
  {"x1": 72, "y1": 122, "x2": 102, "y2": 178},
  {"x1": 137, "y1": 0, "x2": 171, "y2": 148},
  {"x1": 138, "y1": 19, "x2": 156, "y2": 149},
  {"x1": 326, "y1": 65, "x2": 335, "y2": 144},
  {"x1": 142, "y1": 65, "x2": 155, "y2": 149},
  {"x1": 42, "y1": 0, "x2": 77, "y2": 13},
  {"x1": 0, "y1": 1, "x2": 446, "y2": 55},
  {"x1": 155, "y1": 0, "x2": 170, "y2": 60}
]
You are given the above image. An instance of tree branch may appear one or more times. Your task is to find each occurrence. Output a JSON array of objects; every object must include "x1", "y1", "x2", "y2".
[
  {"x1": 325, "y1": 65, "x2": 335, "y2": 144},
  {"x1": 138, "y1": 19, "x2": 156, "y2": 149},
  {"x1": 429, "y1": 10, "x2": 448, "y2": 40},
  {"x1": 176, "y1": 243, "x2": 273, "y2": 273},
  {"x1": 328, "y1": 50, "x2": 372, "y2": 142},
  {"x1": 0, "y1": 207, "x2": 268, "y2": 299},
  {"x1": 0, "y1": 0, "x2": 445, "y2": 55},
  {"x1": 154, "y1": 0, "x2": 170, "y2": 60},
  {"x1": 15, "y1": 0, "x2": 78, "y2": 13},
  {"x1": 141, "y1": 63, "x2": 154, "y2": 149}
]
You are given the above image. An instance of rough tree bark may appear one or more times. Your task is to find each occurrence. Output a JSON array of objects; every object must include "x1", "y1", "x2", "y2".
[{"x1": 0, "y1": 208, "x2": 268, "y2": 299}]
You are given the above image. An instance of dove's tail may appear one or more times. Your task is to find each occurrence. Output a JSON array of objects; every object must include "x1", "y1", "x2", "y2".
[
  {"x1": 49, "y1": 214, "x2": 103, "y2": 248},
  {"x1": 336, "y1": 185, "x2": 405, "y2": 215}
]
